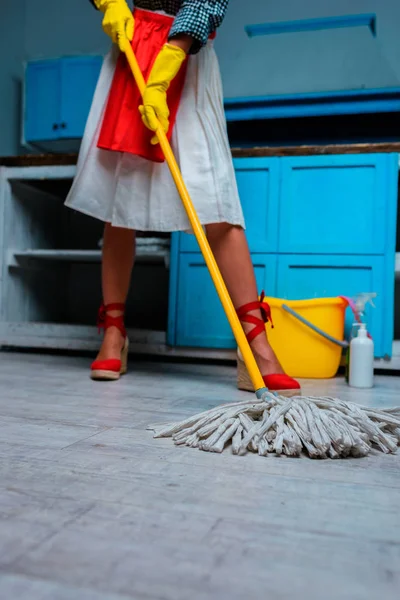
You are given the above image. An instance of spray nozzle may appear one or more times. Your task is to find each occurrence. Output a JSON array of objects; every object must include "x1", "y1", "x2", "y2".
[{"x1": 354, "y1": 293, "x2": 377, "y2": 313}]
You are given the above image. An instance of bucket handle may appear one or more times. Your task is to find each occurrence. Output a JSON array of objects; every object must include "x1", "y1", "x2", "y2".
[{"x1": 281, "y1": 304, "x2": 348, "y2": 348}]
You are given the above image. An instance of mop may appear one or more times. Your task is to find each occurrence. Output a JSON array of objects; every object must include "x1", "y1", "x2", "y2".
[{"x1": 123, "y1": 42, "x2": 400, "y2": 459}]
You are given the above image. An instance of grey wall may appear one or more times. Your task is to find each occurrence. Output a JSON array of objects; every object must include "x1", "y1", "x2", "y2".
[
  {"x1": 0, "y1": 0, "x2": 26, "y2": 156},
  {"x1": 215, "y1": 0, "x2": 400, "y2": 99},
  {"x1": 2, "y1": 0, "x2": 400, "y2": 155},
  {"x1": 0, "y1": 0, "x2": 109, "y2": 156},
  {"x1": 24, "y1": 0, "x2": 109, "y2": 58}
]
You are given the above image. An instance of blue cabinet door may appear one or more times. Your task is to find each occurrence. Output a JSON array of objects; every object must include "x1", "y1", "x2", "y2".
[
  {"x1": 278, "y1": 154, "x2": 398, "y2": 255},
  {"x1": 234, "y1": 157, "x2": 280, "y2": 253},
  {"x1": 171, "y1": 253, "x2": 277, "y2": 348},
  {"x1": 276, "y1": 254, "x2": 391, "y2": 358},
  {"x1": 59, "y1": 57, "x2": 102, "y2": 138},
  {"x1": 25, "y1": 60, "x2": 60, "y2": 142},
  {"x1": 179, "y1": 157, "x2": 280, "y2": 253}
]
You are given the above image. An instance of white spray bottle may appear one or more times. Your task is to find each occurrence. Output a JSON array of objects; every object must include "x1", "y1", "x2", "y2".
[
  {"x1": 345, "y1": 292, "x2": 376, "y2": 383},
  {"x1": 349, "y1": 323, "x2": 374, "y2": 388}
]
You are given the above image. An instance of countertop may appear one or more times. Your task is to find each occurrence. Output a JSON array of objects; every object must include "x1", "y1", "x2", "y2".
[{"x1": 2, "y1": 142, "x2": 400, "y2": 167}]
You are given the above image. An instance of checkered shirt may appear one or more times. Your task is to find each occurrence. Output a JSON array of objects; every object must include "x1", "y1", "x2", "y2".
[{"x1": 89, "y1": 1, "x2": 229, "y2": 53}]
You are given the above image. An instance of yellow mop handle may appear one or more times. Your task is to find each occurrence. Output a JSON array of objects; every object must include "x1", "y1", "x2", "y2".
[{"x1": 124, "y1": 43, "x2": 265, "y2": 393}]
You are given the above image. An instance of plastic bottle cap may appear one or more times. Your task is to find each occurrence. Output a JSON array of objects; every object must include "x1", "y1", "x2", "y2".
[{"x1": 358, "y1": 324, "x2": 368, "y2": 338}]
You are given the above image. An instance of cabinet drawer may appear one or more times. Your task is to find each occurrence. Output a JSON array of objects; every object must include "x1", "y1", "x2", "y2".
[
  {"x1": 278, "y1": 154, "x2": 398, "y2": 255},
  {"x1": 179, "y1": 157, "x2": 280, "y2": 253},
  {"x1": 276, "y1": 254, "x2": 390, "y2": 357},
  {"x1": 172, "y1": 253, "x2": 277, "y2": 348}
]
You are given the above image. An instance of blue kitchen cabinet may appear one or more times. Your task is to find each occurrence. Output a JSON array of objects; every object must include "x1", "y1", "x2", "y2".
[
  {"x1": 170, "y1": 253, "x2": 277, "y2": 348},
  {"x1": 168, "y1": 152, "x2": 397, "y2": 357},
  {"x1": 24, "y1": 56, "x2": 102, "y2": 144},
  {"x1": 179, "y1": 157, "x2": 280, "y2": 253},
  {"x1": 276, "y1": 255, "x2": 390, "y2": 358},
  {"x1": 278, "y1": 154, "x2": 398, "y2": 255}
]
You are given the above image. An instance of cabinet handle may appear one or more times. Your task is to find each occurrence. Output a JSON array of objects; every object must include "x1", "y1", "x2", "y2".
[
  {"x1": 60, "y1": 122, "x2": 66, "y2": 129},
  {"x1": 52, "y1": 123, "x2": 59, "y2": 130}
]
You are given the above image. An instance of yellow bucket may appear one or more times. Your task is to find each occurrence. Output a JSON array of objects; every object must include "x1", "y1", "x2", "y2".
[{"x1": 264, "y1": 297, "x2": 347, "y2": 379}]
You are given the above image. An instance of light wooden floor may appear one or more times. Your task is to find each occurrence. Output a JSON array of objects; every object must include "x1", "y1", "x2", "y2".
[{"x1": 0, "y1": 352, "x2": 399, "y2": 600}]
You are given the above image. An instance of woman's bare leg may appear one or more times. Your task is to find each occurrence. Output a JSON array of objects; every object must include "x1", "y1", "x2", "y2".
[
  {"x1": 206, "y1": 222, "x2": 284, "y2": 375},
  {"x1": 96, "y1": 223, "x2": 136, "y2": 361}
]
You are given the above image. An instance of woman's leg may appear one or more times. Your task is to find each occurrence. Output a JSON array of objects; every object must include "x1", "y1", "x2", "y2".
[
  {"x1": 205, "y1": 223, "x2": 284, "y2": 375},
  {"x1": 96, "y1": 222, "x2": 136, "y2": 361}
]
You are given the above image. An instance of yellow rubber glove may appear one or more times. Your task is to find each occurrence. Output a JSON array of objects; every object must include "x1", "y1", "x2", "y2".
[
  {"x1": 139, "y1": 44, "x2": 186, "y2": 145},
  {"x1": 94, "y1": 0, "x2": 134, "y2": 51}
]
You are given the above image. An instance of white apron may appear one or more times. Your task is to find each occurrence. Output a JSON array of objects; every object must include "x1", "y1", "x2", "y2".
[{"x1": 65, "y1": 41, "x2": 245, "y2": 232}]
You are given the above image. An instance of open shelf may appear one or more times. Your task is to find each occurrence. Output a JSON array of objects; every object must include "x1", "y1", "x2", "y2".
[
  {"x1": 0, "y1": 167, "x2": 171, "y2": 345},
  {"x1": 10, "y1": 247, "x2": 170, "y2": 267}
]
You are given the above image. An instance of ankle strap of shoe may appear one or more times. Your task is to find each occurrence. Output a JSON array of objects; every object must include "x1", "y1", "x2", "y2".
[
  {"x1": 236, "y1": 291, "x2": 273, "y2": 343},
  {"x1": 97, "y1": 303, "x2": 126, "y2": 337},
  {"x1": 103, "y1": 303, "x2": 125, "y2": 313}
]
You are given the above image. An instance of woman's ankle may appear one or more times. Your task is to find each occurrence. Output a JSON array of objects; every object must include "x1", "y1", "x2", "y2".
[
  {"x1": 97, "y1": 326, "x2": 125, "y2": 360},
  {"x1": 249, "y1": 337, "x2": 284, "y2": 374}
]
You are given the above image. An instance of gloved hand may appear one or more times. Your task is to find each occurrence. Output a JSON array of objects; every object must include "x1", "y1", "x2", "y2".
[
  {"x1": 94, "y1": 0, "x2": 134, "y2": 51},
  {"x1": 139, "y1": 44, "x2": 186, "y2": 144}
]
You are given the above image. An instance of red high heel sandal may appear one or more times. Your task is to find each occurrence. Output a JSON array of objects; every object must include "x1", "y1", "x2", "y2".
[
  {"x1": 236, "y1": 293, "x2": 301, "y2": 397},
  {"x1": 90, "y1": 303, "x2": 129, "y2": 381}
]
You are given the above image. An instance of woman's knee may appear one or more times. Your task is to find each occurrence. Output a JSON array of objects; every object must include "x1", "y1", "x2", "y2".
[{"x1": 205, "y1": 222, "x2": 243, "y2": 240}]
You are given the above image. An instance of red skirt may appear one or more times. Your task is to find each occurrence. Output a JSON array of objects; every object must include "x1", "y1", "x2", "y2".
[{"x1": 98, "y1": 9, "x2": 190, "y2": 163}]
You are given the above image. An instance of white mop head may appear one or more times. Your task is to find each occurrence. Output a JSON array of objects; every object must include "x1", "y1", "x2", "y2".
[{"x1": 148, "y1": 392, "x2": 400, "y2": 459}]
